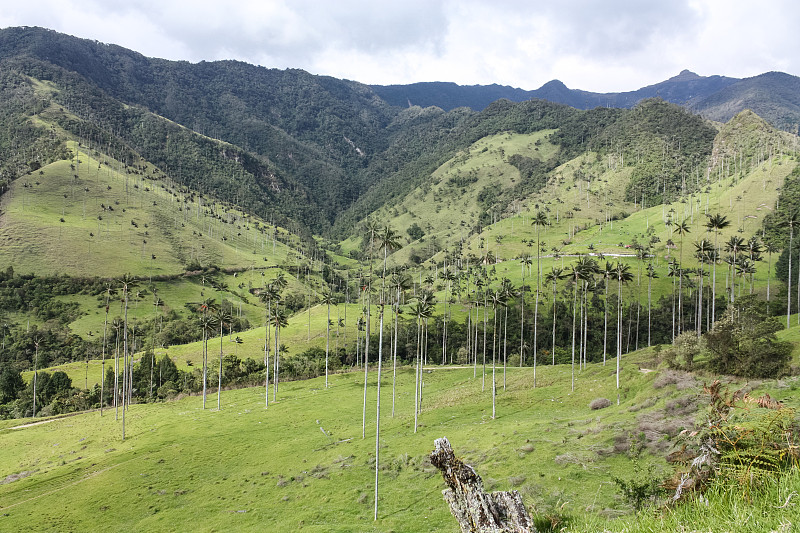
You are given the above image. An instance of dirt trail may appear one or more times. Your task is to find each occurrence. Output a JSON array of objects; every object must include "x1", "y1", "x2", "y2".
[
  {"x1": 8, "y1": 419, "x2": 58, "y2": 430},
  {"x1": 4, "y1": 408, "x2": 99, "y2": 431}
]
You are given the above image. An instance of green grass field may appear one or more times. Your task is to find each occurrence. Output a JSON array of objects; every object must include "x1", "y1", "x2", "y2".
[
  {"x1": 0, "y1": 142, "x2": 295, "y2": 278},
  {"x1": 4, "y1": 347, "x2": 799, "y2": 532}
]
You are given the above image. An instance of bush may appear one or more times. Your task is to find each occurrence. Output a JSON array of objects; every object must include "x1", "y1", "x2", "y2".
[
  {"x1": 670, "y1": 381, "x2": 800, "y2": 501},
  {"x1": 611, "y1": 444, "x2": 665, "y2": 513},
  {"x1": 653, "y1": 369, "x2": 698, "y2": 390},
  {"x1": 589, "y1": 398, "x2": 611, "y2": 410},
  {"x1": 661, "y1": 333, "x2": 704, "y2": 371},
  {"x1": 704, "y1": 296, "x2": 791, "y2": 378},
  {"x1": 157, "y1": 380, "x2": 179, "y2": 399}
]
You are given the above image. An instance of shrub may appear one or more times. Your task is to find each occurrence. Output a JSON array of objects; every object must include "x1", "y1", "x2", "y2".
[
  {"x1": 704, "y1": 296, "x2": 791, "y2": 378},
  {"x1": 669, "y1": 381, "x2": 800, "y2": 502},
  {"x1": 661, "y1": 333, "x2": 704, "y2": 371},
  {"x1": 653, "y1": 369, "x2": 698, "y2": 390},
  {"x1": 611, "y1": 444, "x2": 665, "y2": 514},
  {"x1": 157, "y1": 381, "x2": 178, "y2": 399},
  {"x1": 589, "y1": 398, "x2": 611, "y2": 410}
]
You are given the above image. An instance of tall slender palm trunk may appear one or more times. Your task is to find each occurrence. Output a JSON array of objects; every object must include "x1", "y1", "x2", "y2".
[
  {"x1": 492, "y1": 303, "x2": 497, "y2": 419},
  {"x1": 616, "y1": 279, "x2": 622, "y2": 405},
  {"x1": 264, "y1": 298, "x2": 272, "y2": 409},
  {"x1": 100, "y1": 292, "x2": 110, "y2": 416},
  {"x1": 603, "y1": 276, "x2": 609, "y2": 365},
  {"x1": 374, "y1": 306, "x2": 384, "y2": 521},
  {"x1": 391, "y1": 287, "x2": 400, "y2": 417},
  {"x1": 571, "y1": 280, "x2": 577, "y2": 392}
]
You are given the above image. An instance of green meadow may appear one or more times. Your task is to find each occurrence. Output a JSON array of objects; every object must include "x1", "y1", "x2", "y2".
[{"x1": 4, "y1": 350, "x2": 800, "y2": 532}]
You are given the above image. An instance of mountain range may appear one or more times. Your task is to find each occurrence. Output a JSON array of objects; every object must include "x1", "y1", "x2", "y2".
[
  {"x1": 372, "y1": 70, "x2": 800, "y2": 133},
  {"x1": 1, "y1": 26, "x2": 800, "y2": 241}
]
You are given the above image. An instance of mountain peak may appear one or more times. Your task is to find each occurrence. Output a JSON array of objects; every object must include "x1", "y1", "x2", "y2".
[
  {"x1": 538, "y1": 79, "x2": 569, "y2": 91},
  {"x1": 668, "y1": 70, "x2": 702, "y2": 82}
]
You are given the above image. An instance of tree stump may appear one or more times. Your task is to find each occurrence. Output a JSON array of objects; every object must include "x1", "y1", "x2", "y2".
[{"x1": 430, "y1": 437, "x2": 535, "y2": 533}]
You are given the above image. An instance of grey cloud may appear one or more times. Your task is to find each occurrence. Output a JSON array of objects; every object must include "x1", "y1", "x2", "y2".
[
  {"x1": 109, "y1": 0, "x2": 450, "y2": 67},
  {"x1": 538, "y1": 0, "x2": 700, "y2": 59}
]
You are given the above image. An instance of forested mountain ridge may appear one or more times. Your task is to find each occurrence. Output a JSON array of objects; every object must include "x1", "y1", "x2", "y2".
[
  {"x1": 3, "y1": 26, "x2": 800, "y2": 240},
  {"x1": 372, "y1": 70, "x2": 740, "y2": 112},
  {"x1": 374, "y1": 70, "x2": 800, "y2": 135},
  {"x1": 688, "y1": 71, "x2": 800, "y2": 132},
  {"x1": 0, "y1": 26, "x2": 398, "y2": 230}
]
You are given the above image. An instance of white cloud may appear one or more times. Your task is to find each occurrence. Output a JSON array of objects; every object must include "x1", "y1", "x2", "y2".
[{"x1": 1, "y1": 0, "x2": 798, "y2": 92}]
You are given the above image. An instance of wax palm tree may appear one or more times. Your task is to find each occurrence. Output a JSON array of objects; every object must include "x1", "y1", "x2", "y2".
[
  {"x1": 614, "y1": 262, "x2": 633, "y2": 404},
  {"x1": 705, "y1": 213, "x2": 730, "y2": 323},
  {"x1": 581, "y1": 258, "x2": 599, "y2": 366},
  {"x1": 568, "y1": 256, "x2": 596, "y2": 391},
  {"x1": 764, "y1": 240, "x2": 780, "y2": 309},
  {"x1": 567, "y1": 261, "x2": 582, "y2": 391},
  {"x1": 373, "y1": 225, "x2": 402, "y2": 518},
  {"x1": 498, "y1": 278, "x2": 515, "y2": 390},
  {"x1": 489, "y1": 288, "x2": 508, "y2": 419},
  {"x1": 531, "y1": 211, "x2": 549, "y2": 375},
  {"x1": 355, "y1": 314, "x2": 365, "y2": 367},
  {"x1": 32, "y1": 336, "x2": 41, "y2": 417},
  {"x1": 320, "y1": 291, "x2": 335, "y2": 389},
  {"x1": 673, "y1": 220, "x2": 691, "y2": 334},
  {"x1": 150, "y1": 290, "x2": 163, "y2": 400},
  {"x1": 746, "y1": 236, "x2": 763, "y2": 296},
  {"x1": 467, "y1": 287, "x2": 480, "y2": 377},
  {"x1": 545, "y1": 266, "x2": 567, "y2": 366},
  {"x1": 694, "y1": 239, "x2": 714, "y2": 336},
  {"x1": 724, "y1": 235, "x2": 745, "y2": 303},
  {"x1": 519, "y1": 255, "x2": 532, "y2": 366},
  {"x1": 633, "y1": 245, "x2": 648, "y2": 351},
  {"x1": 737, "y1": 258, "x2": 757, "y2": 296},
  {"x1": 474, "y1": 275, "x2": 488, "y2": 388},
  {"x1": 116, "y1": 274, "x2": 138, "y2": 440},
  {"x1": 99, "y1": 283, "x2": 114, "y2": 416},
  {"x1": 786, "y1": 211, "x2": 799, "y2": 328},
  {"x1": 361, "y1": 220, "x2": 380, "y2": 439},
  {"x1": 419, "y1": 288, "x2": 436, "y2": 401},
  {"x1": 389, "y1": 272, "x2": 411, "y2": 417},
  {"x1": 440, "y1": 267, "x2": 457, "y2": 364},
  {"x1": 667, "y1": 261, "x2": 679, "y2": 342},
  {"x1": 257, "y1": 283, "x2": 280, "y2": 408},
  {"x1": 271, "y1": 307, "x2": 289, "y2": 401},
  {"x1": 410, "y1": 291, "x2": 434, "y2": 433},
  {"x1": 645, "y1": 262, "x2": 658, "y2": 346},
  {"x1": 191, "y1": 297, "x2": 218, "y2": 410},
  {"x1": 111, "y1": 317, "x2": 123, "y2": 418},
  {"x1": 585, "y1": 276, "x2": 603, "y2": 366},
  {"x1": 214, "y1": 305, "x2": 233, "y2": 410},
  {"x1": 601, "y1": 261, "x2": 615, "y2": 364}
]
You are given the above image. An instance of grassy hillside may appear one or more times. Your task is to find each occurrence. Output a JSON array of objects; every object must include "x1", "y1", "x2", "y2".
[
  {"x1": 2, "y1": 349, "x2": 799, "y2": 532},
  {"x1": 9, "y1": 108, "x2": 796, "y2": 402},
  {"x1": 0, "y1": 140, "x2": 296, "y2": 278}
]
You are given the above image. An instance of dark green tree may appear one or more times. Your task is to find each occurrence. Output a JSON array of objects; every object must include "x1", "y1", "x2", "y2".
[
  {"x1": 0, "y1": 366, "x2": 24, "y2": 404},
  {"x1": 705, "y1": 296, "x2": 791, "y2": 378}
]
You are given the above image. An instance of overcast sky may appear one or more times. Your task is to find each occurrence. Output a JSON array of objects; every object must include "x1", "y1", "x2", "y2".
[{"x1": 1, "y1": 0, "x2": 796, "y2": 92}]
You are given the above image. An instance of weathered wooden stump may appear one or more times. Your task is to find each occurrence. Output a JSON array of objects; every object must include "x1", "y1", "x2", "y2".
[{"x1": 430, "y1": 437, "x2": 535, "y2": 533}]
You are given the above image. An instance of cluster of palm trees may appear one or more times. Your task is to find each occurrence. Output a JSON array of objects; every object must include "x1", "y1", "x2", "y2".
[
  {"x1": 350, "y1": 211, "x2": 784, "y2": 414},
  {"x1": 667, "y1": 213, "x2": 773, "y2": 339},
  {"x1": 84, "y1": 205, "x2": 793, "y2": 521},
  {"x1": 255, "y1": 273, "x2": 289, "y2": 408},
  {"x1": 191, "y1": 297, "x2": 235, "y2": 410}
]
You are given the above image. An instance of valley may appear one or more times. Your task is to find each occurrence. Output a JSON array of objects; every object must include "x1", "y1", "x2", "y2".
[{"x1": 1, "y1": 26, "x2": 799, "y2": 532}]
